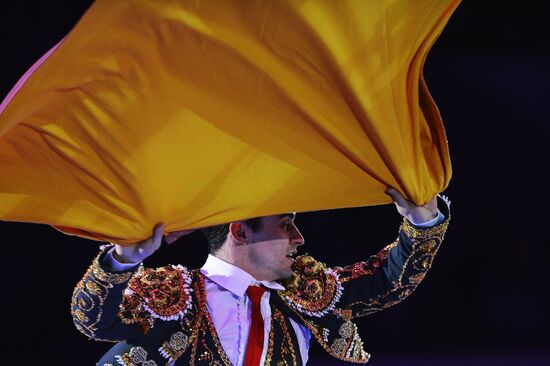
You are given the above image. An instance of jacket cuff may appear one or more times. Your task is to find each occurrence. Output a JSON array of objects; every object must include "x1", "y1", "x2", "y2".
[{"x1": 92, "y1": 245, "x2": 141, "y2": 284}]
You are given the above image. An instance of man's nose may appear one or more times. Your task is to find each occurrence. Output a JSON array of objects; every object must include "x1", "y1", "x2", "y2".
[{"x1": 291, "y1": 227, "x2": 305, "y2": 246}]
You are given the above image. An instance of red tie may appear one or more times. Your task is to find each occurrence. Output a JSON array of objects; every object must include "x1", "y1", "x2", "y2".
[{"x1": 244, "y1": 285, "x2": 267, "y2": 366}]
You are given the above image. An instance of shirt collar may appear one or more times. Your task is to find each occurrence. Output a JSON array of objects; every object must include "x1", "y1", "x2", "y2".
[{"x1": 200, "y1": 254, "x2": 285, "y2": 298}]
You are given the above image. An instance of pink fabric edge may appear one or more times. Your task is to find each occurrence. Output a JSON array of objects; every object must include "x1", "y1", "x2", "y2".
[{"x1": 0, "y1": 37, "x2": 65, "y2": 115}]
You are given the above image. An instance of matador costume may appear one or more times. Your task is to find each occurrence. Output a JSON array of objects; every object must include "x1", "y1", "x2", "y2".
[{"x1": 71, "y1": 198, "x2": 450, "y2": 365}]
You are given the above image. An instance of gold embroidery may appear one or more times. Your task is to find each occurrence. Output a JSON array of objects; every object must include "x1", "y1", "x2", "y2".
[
  {"x1": 339, "y1": 320, "x2": 354, "y2": 338},
  {"x1": 335, "y1": 241, "x2": 397, "y2": 283},
  {"x1": 344, "y1": 215, "x2": 450, "y2": 318},
  {"x1": 188, "y1": 273, "x2": 232, "y2": 366},
  {"x1": 77, "y1": 292, "x2": 94, "y2": 311},
  {"x1": 86, "y1": 280, "x2": 102, "y2": 296},
  {"x1": 329, "y1": 320, "x2": 368, "y2": 361},
  {"x1": 118, "y1": 291, "x2": 155, "y2": 334},
  {"x1": 74, "y1": 309, "x2": 90, "y2": 323},
  {"x1": 91, "y1": 252, "x2": 136, "y2": 284},
  {"x1": 266, "y1": 309, "x2": 300, "y2": 365},
  {"x1": 265, "y1": 311, "x2": 276, "y2": 364},
  {"x1": 115, "y1": 346, "x2": 157, "y2": 366},
  {"x1": 124, "y1": 265, "x2": 193, "y2": 321},
  {"x1": 409, "y1": 272, "x2": 426, "y2": 284},
  {"x1": 118, "y1": 264, "x2": 194, "y2": 335},
  {"x1": 401, "y1": 218, "x2": 449, "y2": 241},
  {"x1": 158, "y1": 331, "x2": 190, "y2": 362},
  {"x1": 289, "y1": 308, "x2": 370, "y2": 363},
  {"x1": 275, "y1": 309, "x2": 298, "y2": 365},
  {"x1": 71, "y1": 247, "x2": 139, "y2": 342},
  {"x1": 331, "y1": 337, "x2": 347, "y2": 355},
  {"x1": 281, "y1": 255, "x2": 343, "y2": 317},
  {"x1": 322, "y1": 328, "x2": 330, "y2": 343},
  {"x1": 419, "y1": 240, "x2": 437, "y2": 253}
]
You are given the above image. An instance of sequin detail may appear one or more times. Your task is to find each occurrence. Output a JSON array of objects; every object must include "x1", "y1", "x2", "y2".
[
  {"x1": 158, "y1": 331, "x2": 190, "y2": 363},
  {"x1": 281, "y1": 255, "x2": 343, "y2": 317},
  {"x1": 329, "y1": 320, "x2": 369, "y2": 361},
  {"x1": 71, "y1": 247, "x2": 141, "y2": 341},
  {"x1": 119, "y1": 265, "x2": 193, "y2": 330},
  {"x1": 115, "y1": 346, "x2": 157, "y2": 365}
]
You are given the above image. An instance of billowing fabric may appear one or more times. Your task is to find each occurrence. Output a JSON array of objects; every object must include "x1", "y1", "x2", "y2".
[{"x1": 0, "y1": 0, "x2": 458, "y2": 244}]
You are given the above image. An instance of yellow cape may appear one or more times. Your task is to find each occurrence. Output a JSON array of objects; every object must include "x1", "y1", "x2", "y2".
[{"x1": 0, "y1": 0, "x2": 458, "y2": 244}]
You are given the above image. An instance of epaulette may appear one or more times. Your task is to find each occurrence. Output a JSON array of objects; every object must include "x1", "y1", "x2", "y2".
[
  {"x1": 119, "y1": 264, "x2": 193, "y2": 333},
  {"x1": 280, "y1": 255, "x2": 343, "y2": 317}
]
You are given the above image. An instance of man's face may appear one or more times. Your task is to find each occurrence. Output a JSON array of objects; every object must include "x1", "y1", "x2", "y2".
[{"x1": 238, "y1": 213, "x2": 305, "y2": 281}]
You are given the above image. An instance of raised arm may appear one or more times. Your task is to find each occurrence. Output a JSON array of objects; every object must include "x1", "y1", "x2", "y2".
[
  {"x1": 70, "y1": 223, "x2": 194, "y2": 341},
  {"x1": 276, "y1": 192, "x2": 450, "y2": 363},
  {"x1": 334, "y1": 192, "x2": 450, "y2": 318},
  {"x1": 281, "y1": 191, "x2": 449, "y2": 317}
]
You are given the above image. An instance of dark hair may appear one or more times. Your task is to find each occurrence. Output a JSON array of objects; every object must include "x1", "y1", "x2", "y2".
[{"x1": 201, "y1": 217, "x2": 263, "y2": 254}]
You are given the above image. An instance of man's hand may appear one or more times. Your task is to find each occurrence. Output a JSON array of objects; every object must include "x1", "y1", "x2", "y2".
[
  {"x1": 385, "y1": 188, "x2": 438, "y2": 225},
  {"x1": 113, "y1": 223, "x2": 195, "y2": 264}
]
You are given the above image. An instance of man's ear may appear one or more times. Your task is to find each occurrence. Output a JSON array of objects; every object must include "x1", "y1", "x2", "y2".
[{"x1": 229, "y1": 222, "x2": 247, "y2": 245}]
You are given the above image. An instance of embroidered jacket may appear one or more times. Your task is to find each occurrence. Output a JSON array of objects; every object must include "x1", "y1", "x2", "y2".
[{"x1": 71, "y1": 199, "x2": 450, "y2": 365}]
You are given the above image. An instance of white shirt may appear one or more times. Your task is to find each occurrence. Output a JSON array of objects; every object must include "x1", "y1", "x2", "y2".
[
  {"x1": 200, "y1": 254, "x2": 311, "y2": 365},
  {"x1": 104, "y1": 252, "x2": 311, "y2": 365}
]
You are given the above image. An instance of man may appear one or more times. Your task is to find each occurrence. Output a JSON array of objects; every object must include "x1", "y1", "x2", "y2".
[{"x1": 72, "y1": 188, "x2": 450, "y2": 365}]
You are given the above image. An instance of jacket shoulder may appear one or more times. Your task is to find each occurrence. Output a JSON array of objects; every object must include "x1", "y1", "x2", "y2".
[
  {"x1": 119, "y1": 264, "x2": 195, "y2": 332},
  {"x1": 277, "y1": 255, "x2": 370, "y2": 363},
  {"x1": 280, "y1": 255, "x2": 343, "y2": 317}
]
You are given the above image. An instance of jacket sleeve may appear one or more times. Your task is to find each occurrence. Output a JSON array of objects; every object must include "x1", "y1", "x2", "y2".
[
  {"x1": 72, "y1": 246, "x2": 196, "y2": 365},
  {"x1": 70, "y1": 245, "x2": 145, "y2": 342},
  {"x1": 334, "y1": 199, "x2": 450, "y2": 318},
  {"x1": 278, "y1": 196, "x2": 451, "y2": 363}
]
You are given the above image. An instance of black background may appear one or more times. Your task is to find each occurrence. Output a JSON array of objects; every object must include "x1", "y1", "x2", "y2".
[{"x1": 1, "y1": 1, "x2": 549, "y2": 365}]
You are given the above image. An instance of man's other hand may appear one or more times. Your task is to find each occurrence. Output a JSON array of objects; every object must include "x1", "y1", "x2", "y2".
[
  {"x1": 385, "y1": 188, "x2": 438, "y2": 225},
  {"x1": 113, "y1": 224, "x2": 195, "y2": 264}
]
